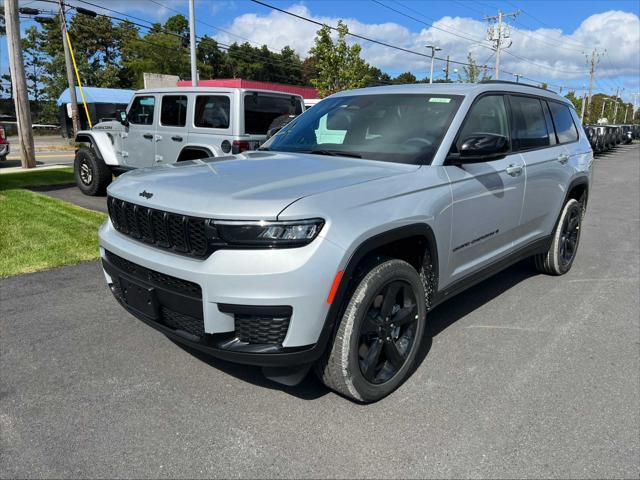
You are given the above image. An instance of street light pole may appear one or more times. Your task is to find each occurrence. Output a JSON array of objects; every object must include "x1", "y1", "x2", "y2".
[
  {"x1": 601, "y1": 99, "x2": 608, "y2": 119},
  {"x1": 426, "y1": 45, "x2": 441, "y2": 84},
  {"x1": 188, "y1": 0, "x2": 198, "y2": 86}
]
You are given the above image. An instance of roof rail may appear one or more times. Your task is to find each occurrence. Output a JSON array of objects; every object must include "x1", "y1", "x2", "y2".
[{"x1": 479, "y1": 80, "x2": 556, "y2": 94}]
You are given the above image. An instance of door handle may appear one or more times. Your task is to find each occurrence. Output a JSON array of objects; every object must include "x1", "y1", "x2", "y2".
[
  {"x1": 142, "y1": 133, "x2": 153, "y2": 139},
  {"x1": 171, "y1": 135, "x2": 183, "y2": 142},
  {"x1": 557, "y1": 154, "x2": 569, "y2": 164},
  {"x1": 505, "y1": 164, "x2": 523, "y2": 177}
]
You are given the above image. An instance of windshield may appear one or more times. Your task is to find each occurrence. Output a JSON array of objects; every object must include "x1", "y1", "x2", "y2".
[{"x1": 260, "y1": 94, "x2": 463, "y2": 165}]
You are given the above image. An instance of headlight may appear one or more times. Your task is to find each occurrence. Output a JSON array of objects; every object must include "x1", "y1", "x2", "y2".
[{"x1": 214, "y1": 219, "x2": 324, "y2": 247}]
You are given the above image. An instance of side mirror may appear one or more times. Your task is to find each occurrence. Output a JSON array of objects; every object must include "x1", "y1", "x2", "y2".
[
  {"x1": 117, "y1": 110, "x2": 128, "y2": 126},
  {"x1": 456, "y1": 133, "x2": 509, "y2": 163}
]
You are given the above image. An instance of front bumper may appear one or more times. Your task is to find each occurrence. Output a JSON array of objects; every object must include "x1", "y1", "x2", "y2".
[{"x1": 99, "y1": 220, "x2": 346, "y2": 366}]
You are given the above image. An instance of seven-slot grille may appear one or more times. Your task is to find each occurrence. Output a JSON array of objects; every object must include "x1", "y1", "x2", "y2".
[{"x1": 107, "y1": 196, "x2": 210, "y2": 258}]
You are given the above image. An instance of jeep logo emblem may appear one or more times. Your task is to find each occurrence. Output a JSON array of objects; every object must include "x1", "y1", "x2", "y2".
[{"x1": 139, "y1": 190, "x2": 153, "y2": 199}]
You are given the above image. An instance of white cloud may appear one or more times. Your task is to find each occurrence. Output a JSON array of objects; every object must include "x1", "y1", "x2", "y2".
[{"x1": 215, "y1": 4, "x2": 640, "y2": 91}]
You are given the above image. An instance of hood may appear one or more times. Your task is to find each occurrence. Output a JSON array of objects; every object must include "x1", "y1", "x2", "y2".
[{"x1": 107, "y1": 151, "x2": 416, "y2": 220}]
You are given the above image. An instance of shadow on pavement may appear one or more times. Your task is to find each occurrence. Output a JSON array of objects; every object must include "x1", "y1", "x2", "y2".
[{"x1": 173, "y1": 260, "x2": 539, "y2": 401}]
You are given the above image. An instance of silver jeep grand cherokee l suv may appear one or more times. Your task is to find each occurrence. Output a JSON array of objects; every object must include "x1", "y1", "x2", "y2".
[{"x1": 100, "y1": 81, "x2": 593, "y2": 402}]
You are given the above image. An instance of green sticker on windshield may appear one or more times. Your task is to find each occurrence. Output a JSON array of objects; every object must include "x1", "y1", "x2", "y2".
[{"x1": 429, "y1": 98, "x2": 451, "y2": 103}]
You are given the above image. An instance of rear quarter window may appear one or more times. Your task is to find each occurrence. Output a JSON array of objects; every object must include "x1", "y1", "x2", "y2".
[
  {"x1": 194, "y1": 95, "x2": 231, "y2": 129},
  {"x1": 244, "y1": 94, "x2": 303, "y2": 135},
  {"x1": 549, "y1": 101, "x2": 579, "y2": 144}
]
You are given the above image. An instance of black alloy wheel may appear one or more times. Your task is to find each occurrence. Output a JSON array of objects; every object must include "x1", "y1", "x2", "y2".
[
  {"x1": 559, "y1": 203, "x2": 581, "y2": 268},
  {"x1": 358, "y1": 280, "x2": 419, "y2": 384}
]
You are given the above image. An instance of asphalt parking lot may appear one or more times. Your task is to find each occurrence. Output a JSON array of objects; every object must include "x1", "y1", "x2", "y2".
[{"x1": 1, "y1": 145, "x2": 638, "y2": 479}]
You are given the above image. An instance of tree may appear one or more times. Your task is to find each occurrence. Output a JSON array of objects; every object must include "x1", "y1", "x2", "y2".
[
  {"x1": 565, "y1": 91, "x2": 582, "y2": 113},
  {"x1": 22, "y1": 26, "x2": 47, "y2": 102},
  {"x1": 308, "y1": 21, "x2": 372, "y2": 96},
  {"x1": 459, "y1": 53, "x2": 480, "y2": 83},
  {"x1": 197, "y1": 35, "x2": 228, "y2": 80},
  {"x1": 392, "y1": 71, "x2": 417, "y2": 84}
]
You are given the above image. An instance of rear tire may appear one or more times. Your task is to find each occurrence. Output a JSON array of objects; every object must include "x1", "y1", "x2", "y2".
[
  {"x1": 534, "y1": 199, "x2": 582, "y2": 275},
  {"x1": 74, "y1": 147, "x2": 112, "y2": 196},
  {"x1": 316, "y1": 259, "x2": 427, "y2": 403}
]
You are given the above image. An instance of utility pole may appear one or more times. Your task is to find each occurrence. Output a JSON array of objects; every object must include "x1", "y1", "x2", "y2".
[
  {"x1": 580, "y1": 85, "x2": 587, "y2": 122},
  {"x1": 631, "y1": 93, "x2": 640, "y2": 121},
  {"x1": 484, "y1": 9, "x2": 519, "y2": 80},
  {"x1": 188, "y1": 0, "x2": 198, "y2": 86},
  {"x1": 443, "y1": 55, "x2": 450, "y2": 82},
  {"x1": 514, "y1": 73, "x2": 522, "y2": 83},
  {"x1": 585, "y1": 48, "x2": 604, "y2": 123},
  {"x1": 425, "y1": 45, "x2": 441, "y2": 84},
  {"x1": 624, "y1": 105, "x2": 628, "y2": 123},
  {"x1": 58, "y1": 0, "x2": 80, "y2": 137},
  {"x1": 613, "y1": 87, "x2": 622, "y2": 123},
  {"x1": 600, "y1": 99, "x2": 608, "y2": 119},
  {"x1": 4, "y1": 0, "x2": 36, "y2": 168}
]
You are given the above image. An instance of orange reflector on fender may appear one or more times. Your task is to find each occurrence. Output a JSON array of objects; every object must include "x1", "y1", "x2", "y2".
[{"x1": 326, "y1": 270, "x2": 344, "y2": 304}]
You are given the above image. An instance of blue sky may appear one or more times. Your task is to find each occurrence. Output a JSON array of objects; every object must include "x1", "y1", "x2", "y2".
[{"x1": 4, "y1": 0, "x2": 640, "y2": 102}]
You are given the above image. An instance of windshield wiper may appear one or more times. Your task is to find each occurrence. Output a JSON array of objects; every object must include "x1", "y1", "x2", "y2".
[{"x1": 307, "y1": 149, "x2": 362, "y2": 158}]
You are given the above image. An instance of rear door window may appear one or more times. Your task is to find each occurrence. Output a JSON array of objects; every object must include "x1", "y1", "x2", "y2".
[
  {"x1": 548, "y1": 101, "x2": 579, "y2": 144},
  {"x1": 244, "y1": 94, "x2": 303, "y2": 135},
  {"x1": 509, "y1": 95, "x2": 550, "y2": 151},
  {"x1": 194, "y1": 95, "x2": 230, "y2": 129},
  {"x1": 128, "y1": 96, "x2": 155, "y2": 125},
  {"x1": 160, "y1": 95, "x2": 187, "y2": 127}
]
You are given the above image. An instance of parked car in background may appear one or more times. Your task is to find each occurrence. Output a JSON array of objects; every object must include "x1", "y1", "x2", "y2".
[
  {"x1": 0, "y1": 125, "x2": 9, "y2": 161},
  {"x1": 73, "y1": 87, "x2": 305, "y2": 195},
  {"x1": 621, "y1": 125, "x2": 633, "y2": 144},
  {"x1": 604, "y1": 126, "x2": 617, "y2": 150},
  {"x1": 584, "y1": 126, "x2": 599, "y2": 152},
  {"x1": 99, "y1": 81, "x2": 593, "y2": 402}
]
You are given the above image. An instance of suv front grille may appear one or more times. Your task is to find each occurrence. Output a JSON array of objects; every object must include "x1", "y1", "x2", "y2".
[{"x1": 107, "y1": 196, "x2": 210, "y2": 258}]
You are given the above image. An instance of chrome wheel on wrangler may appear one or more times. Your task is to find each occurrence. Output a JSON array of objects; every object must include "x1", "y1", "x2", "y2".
[
  {"x1": 74, "y1": 146, "x2": 112, "y2": 196},
  {"x1": 317, "y1": 259, "x2": 427, "y2": 403},
  {"x1": 79, "y1": 160, "x2": 93, "y2": 185},
  {"x1": 359, "y1": 281, "x2": 419, "y2": 384}
]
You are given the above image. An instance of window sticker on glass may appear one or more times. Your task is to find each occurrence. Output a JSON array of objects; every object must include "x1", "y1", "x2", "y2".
[{"x1": 429, "y1": 98, "x2": 451, "y2": 103}]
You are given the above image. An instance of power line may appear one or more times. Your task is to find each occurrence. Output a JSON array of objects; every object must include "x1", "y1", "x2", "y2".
[
  {"x1": 250, "y1": 0, "x2": 494, "y2": 69},
  {"x1": 504, "y1": 0, "x2": 592, "y2": 51},
  {"x1": 371, "y1": 0, "x2": 492, "y2": 47}
]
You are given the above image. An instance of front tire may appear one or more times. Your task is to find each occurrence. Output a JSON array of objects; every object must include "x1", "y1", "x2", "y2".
[
  {"x1": 534, "y1": 199, "x2": 583, "y2": 275},
  {"x1": 317, "y1": 259, "x2": 427, "y2": 403},
  {"x1": 74, "y1": 147, "x2": 112, "y2": 196}
]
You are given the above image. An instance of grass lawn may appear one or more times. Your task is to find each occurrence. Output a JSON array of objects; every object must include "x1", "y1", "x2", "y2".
[{"x1": 0, "y1": 168, "x2": 107, "y2": 278}]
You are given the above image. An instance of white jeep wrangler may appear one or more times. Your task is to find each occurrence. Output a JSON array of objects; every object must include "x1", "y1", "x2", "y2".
[{"x1": 74, "y1": 87, "x2": 304, "y2": 195}]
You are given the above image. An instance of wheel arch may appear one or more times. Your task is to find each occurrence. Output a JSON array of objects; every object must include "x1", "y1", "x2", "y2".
[
  {"x1": 177, "y1": 145, "x2": 214, "y2": 162},
  {"x1": 314, "y1": 223, "x2": 439, "y2": 359},
  {"x1": 565, "y1": 176, "x2": 589, "y2": 215},
  {"x1": 75, "y1": 133, "x2": 104, "y2": 160}
]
